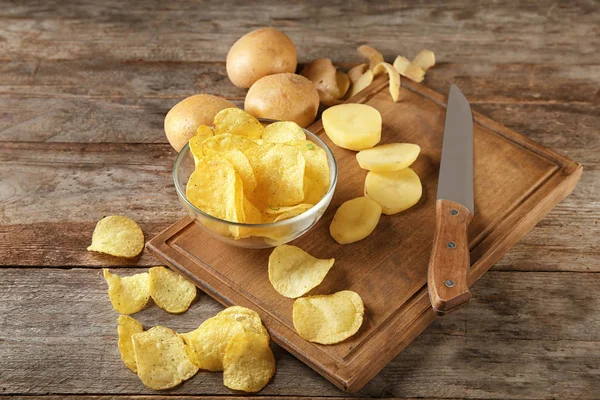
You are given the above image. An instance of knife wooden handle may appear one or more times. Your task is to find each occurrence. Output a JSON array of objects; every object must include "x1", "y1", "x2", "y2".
[{"x1": 427, "y1": 199, "x2": 473, "y2": 316}]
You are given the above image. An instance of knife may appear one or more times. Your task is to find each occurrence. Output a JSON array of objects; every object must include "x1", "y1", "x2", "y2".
[{"x1": 427, "y1": 84, "x2": 474, "y2": 316}]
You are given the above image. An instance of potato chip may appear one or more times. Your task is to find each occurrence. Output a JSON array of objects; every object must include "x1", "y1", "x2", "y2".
[
  {"x1": 273, "y1": 203, "x2": 314, "y2": 222},
  {"x1": 117, "y1": 315, "x2": 143, "y2": 372},
  {"x1": 221, "y1": 149, "x2": 257, "y2": 195},
  {"x1": 103, "y1": 269, "x2": 150, "y2": 314},
  {"x1": 245, "y1": 144, "x2": 305, "y2": 207},
  {"x1": 189, "y1": 125, "x2": 214, "y2": 164},
  {"x1": 364, "y1": 167, "x2": 422, "y2": 215},
  {"x1": 356, "y1": 143, "x2": 421, "y2": 172},
  {"x1": 149, "y1": 266, "x2": 197, "y2": 314},
  {"x1": 180, "y1": 306, "x2": 268, "y2": 371},
  {"x1": 186, "y1": 155, "x2": 243, "y2": 222},
  {"x1": 202, "y1": 133, "x2": 258, "y2": 156},
  {"x1": 213, "y1": 108, "x2": 264, "y2": 139},
  {"x1": 262, "y1": 121, "x2": 306, "y2": 143},
  {"x1": 268, "y1": 244, "x2": 334, "y2": 298},
  {"x1": 87, "y1": 216, "x2": 144, "y2": 258},
  {"x1": 223, "y1": 331, "x2": 276, "y2": 393},
  {"x1": 217, "y1": 306, "x2": 269, "y2": 339},
  {"x1": 293, "y1": 290, "x2": 364, "y2": 344},
  {"x1": 132, "y1": 326, "x2": 198, "y2": 390},
  {"x1": 289, "y1": 140, "x2": 330, "y2": 204},
  {"x1": 231, "y1": 198, "x2": 264, "y2": 239},
  {"x1": 330, "y1": 197, "x2": 382, "y2": 244}
]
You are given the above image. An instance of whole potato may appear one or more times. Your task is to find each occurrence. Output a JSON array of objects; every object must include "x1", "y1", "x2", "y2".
[
  {"x1": 226, "y1": 28, "x2": 297, "y2": 89},
  {"x1": 164, "y1": 94, "x2": 236, "y2": 152},
  {"x1": 245, "y1": 73, "x2": 319, "y2": 128}
]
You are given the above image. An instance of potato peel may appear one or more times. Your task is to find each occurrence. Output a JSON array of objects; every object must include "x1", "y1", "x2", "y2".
[
  {"x1": 347, "y1": 69, "x2": 374, "y2": 98},
  {"x1": 357, "y1": 44, "x2": 384, "y2": 69},
  {"x1": 413, "y1": 49, "x2": 436, "y2": 71},
  {"x1": 373, "y1": 62, "x2": 401, "y2": 102},
  {"x1": 347, "y1": 63, "x2": 368, "y2": 83}
]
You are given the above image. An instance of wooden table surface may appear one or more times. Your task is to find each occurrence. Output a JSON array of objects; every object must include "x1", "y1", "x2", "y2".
[{"x1": 1, "y1": 1, "x2": 598, "y2": 399}]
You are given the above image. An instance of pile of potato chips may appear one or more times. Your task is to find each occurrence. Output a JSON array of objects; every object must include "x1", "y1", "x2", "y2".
[
  {"x1": 267, "y1": 244, "x2": 365, "y2": 344},
  {"x1": 104, "y1": 269, "x2": 275, "y2": 392},
  {"x1": 185, "y1": 108, "x2": 330, "y2": 239}
]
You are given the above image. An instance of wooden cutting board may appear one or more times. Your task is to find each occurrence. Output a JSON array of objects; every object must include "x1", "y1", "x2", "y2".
[{"x1": 146, "y1": 76, "x2": 581, "y2": 392}]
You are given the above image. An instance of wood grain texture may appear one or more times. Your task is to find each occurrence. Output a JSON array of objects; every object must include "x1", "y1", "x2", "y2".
[
  {"x1": 147, "y1": 79, "x2": 581, "y2": 391},
  {"x1": 1, "y1": 268, "x2": 598, "y2": 398}
]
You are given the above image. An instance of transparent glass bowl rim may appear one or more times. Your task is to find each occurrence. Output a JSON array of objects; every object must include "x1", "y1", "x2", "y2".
[{"x1": 173, "y1": 118, "x2": 338, "y2": 228}]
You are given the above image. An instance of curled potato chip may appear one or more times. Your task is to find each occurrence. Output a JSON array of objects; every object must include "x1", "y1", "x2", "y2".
[
  {"x1": 132, "y1": 326, "x2": 198, "y2": 390},
  {"x1": 268, "y1": 244, "x2": 335, "y2": 298},
  {"x1": 347, "y1": 69, "x2": 374, "y2": 98},
  {"x1": 103, "y1": 269, "x2": 150, "y2": 314},
  {"x1": 117, "y1": 315, "x2": 143, "y2": 372},
  {"x1": 364, "y1": 167, "x2": 422, "y2": 215},
  {"x1": 202, "y1": 133, "x2": 258, "y2": 155},
  {"x1": 213, "y1": 108, "x2": 264, "y2": 139},
  {"x1": 347, "y1": 63, "x2": 368, "y2": 83},
  {"x1": 262, "y1": 121, "x2": 306, "y2": 143},
  {"x1": 413, "y1": 49, "x2": 436, "y2": 71},
  {"x1": 357, "y1": 44, "x2": 384, "y2": 69},
  {"x1": 180, "y1": 306, "x2": 268, "y2": 371},
  {"x1": 330, "y1": 197, "x2": 382, "y2": 244},
  {"x1": 149, "y1": 266, "x2": 196, "y2": 314},
  {"x1": 189, "y1": 125, "x2": 214, "y2": 164},
  {"x1": 87, "y1": 216, "x2": 144, "y2": 258},
  {"x1": 245, "y1": 144, "x2": 305, "y2": 207},
  {"x1": 356, "y1": 143, "x2": 421, "y2": 172},
  {"x1": 293, "y1": 290, "x2": 364, "y2": 344},
  {"x1": 273, "y1": 204, "x2": 314, "y2": 222},
  {"x1": 223, "y1": 331, "x2": 276, "y2": 393},
  {"x1": 186, "y1": 155, "x2": 242, "y2": 222},
  {"x1": 373, "y1": 62, "x2": 401, "y2": 102},
  {"x1": 289, "y1": 140, "x2": 330, "y2": 204},
  {"x1": 221, "y1": 149, "x2": 257, "y2": 195}
]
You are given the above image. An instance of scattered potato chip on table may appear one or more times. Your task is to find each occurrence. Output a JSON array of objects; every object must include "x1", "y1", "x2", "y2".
[
  {"x1": 293, "y1": 290, "x2": 365, "y2": 344},
  {"x1": 356, "y1": 143, "x2": 421, "y2": 172},
  {"x1": 330, "y1": 197, "x2": 382, "y2": 244},
  {"x1": 223, "y1": 330, "x2": 276, "y2": 392},
  {"x1": 103, "y1": 269, "x2": 150, "y2": 314},
  {"x1": 364, "y1": 167, "x2": 423, "y2": 215},
  {"x1": 268, "y1": 244, "x2": 335, "y2": 298},
  {"x1": 149, "y1": 266, "x2": 197, "y2": 314},
  {"x1": 132, "y1": 326, "x2": 199, "y2": 390},
  {"x1": 87, "y1": 215, "x2": 144, "y2": 258},
  {"x1": 117, "y1": 315, "x2": 144, "y2": 372}
]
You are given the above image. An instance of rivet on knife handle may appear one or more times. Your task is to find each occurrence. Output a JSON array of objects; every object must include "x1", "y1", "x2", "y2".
[{"x1": 427, "y1": 199, "x2": 472, "y2": 315}]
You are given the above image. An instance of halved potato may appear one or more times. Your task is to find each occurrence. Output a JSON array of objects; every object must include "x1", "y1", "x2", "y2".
[
  {"x1": 322, "y1": 104, "x2": 381, "y2": 151},
  {"x1": 364, "y1": 168, "x2": 422, "y2": 215},
  {"x1": 356, "y1": 143, "x2": 420, "y2": 172},
  {"x1": 330, "y1": 197, "x2": 382, "y2": 244}
]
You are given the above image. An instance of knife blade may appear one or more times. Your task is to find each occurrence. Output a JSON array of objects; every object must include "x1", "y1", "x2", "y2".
[{"x1": 427, "y1": 84, "x2": 474, "y2": 316}]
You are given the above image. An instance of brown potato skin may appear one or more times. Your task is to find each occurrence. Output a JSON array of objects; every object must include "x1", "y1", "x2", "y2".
[
  {"x1": 244, "y1": 73, "x2": 319, "y2": 128},
  {"x1": 226, "y1": 28, "x2": 297, "y2": 89},
  {"x1": 164, "y1": 94, "x2": 236, "y2": 152}
]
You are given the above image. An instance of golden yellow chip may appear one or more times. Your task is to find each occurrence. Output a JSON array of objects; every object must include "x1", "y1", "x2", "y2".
[
  {"x1": 268, "y1": 245, "x2": 335, "y2": 298},
  {"x1": 132, "y1": 326, "x2": 198, "y2": 390},
  {"x1": 221, "y1": 149, "x2": 257, "y2": 195},
  {"x1": 273, "y1": 203, "x2": 314, "y2": 222},
  {"x1": 213, "y1": 108, "x2": 264, "y2": 139},
  {"x1": 289, "y1": 140, "x2": 330, "y2": 204},
  {"x1": 186, "y1": 155, "x2": 243, "y2": 222},
  {"x1": 117, "y1": 315, "x2": 143, "y2": 372},
  {"x1": 223, "y1": 331, "x2": 276, "y2": 393},
  {"x1": 262, "y1": 121, "x2": 306, "y2": 143},
  {"x1": 202, "y1": 133, "x2": 258, "y2": 156},
  {"x1": 180, "y1": 306, "x2": 268, "y2": 371},
  {"x1": 245, "y1": 144, "x2": 305, "y2": 207},
  {"x1": 231, "y1": 198, "x2": 263, "y2": 240},
  {"x1": 189, "y1": 125, "x2": 214, "y2": 164},
  {"x1": 217, "y1": 306, "x2": 269, "y2": 339},
  {"x1": 149, "y1": 266, "x2": 197, "y2": 314},
  {"x1": 87, "y1": 216, "x2": 144, "y2": 258},
  {"x1": 293, "y1": 290, "x2": 364, "y2": 344},
  {"x1": 103, "y1": 269, "x2": 150, "y2": 314}
]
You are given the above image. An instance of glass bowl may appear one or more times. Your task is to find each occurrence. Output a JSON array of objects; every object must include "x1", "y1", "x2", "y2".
[{"x1": 173, "y1": 119, "x2": 338, "y2": 249}]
